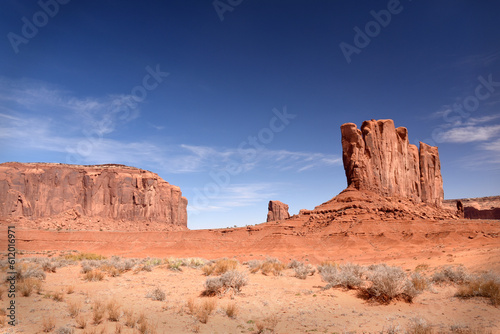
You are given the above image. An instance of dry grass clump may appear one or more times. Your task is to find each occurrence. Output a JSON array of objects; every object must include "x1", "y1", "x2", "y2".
[
  {"x1": 92, "y1": 300, "x2": 106, "y2": 324},
  {"x1": 449, "y1": 325, "x2": 493, "y2": 334},
  {"x1": 203, "y1": 270, "x2": 248, "y2": 296},
  {"x1": 246, "y1": 260, "x2": 263, "y2": 274},
  {"x1": 75, "y1": 314, "x2": 87, "y2": 329},
  {"x1": 432, "y1": 265, "x2": 470, "y2": 284},
  {"x1": 66, "y1": 285, "x2": 75, "y2": 294},
  {"x1": 15, "y1": 262, "x2": 46, "y2": 280},
  {"x1": 55, "y1": 326, "x2": 74, "y2": 334},
  {"x1": 292, "y1": 262, "x2": 316, "y2": 280},
  {"x1": 202, "y1": 258, "x2": 238, "y2": 276},
  {"x1": 186, "y1": 298, "x2": 197, "y2": 315},
  {"x1": 64, "y1": 252, "x2": 106, "y2": 261},
  {"x1": 186, "y1": 298, "x2": 218, "y2": 324},
  {"x1": 411, "y1": 272, "x2": 430, "y2": 292},
  {"x1": 405, "y1": 317, "x2": 433, "y2": 334},
  {"x1": 42, "y1": 316, "x2": 56, "y2": 332},
  {"x1": 320, "y1": 262, "x2": 364, "y2": 290},
  {"x1": 124, "y1": 309, "x2": 137, "y2": 328},
  {"x1": 255, "y1": 313, "x2": 278, "y2": 333},
  {"x1": 18, "y1": 277, "x2": 43, "y2": 297},
  {"x1": 455, "y1": 273, "x2": 500, "y2": 306},
  {"x1": 107, "y1": 299, "x2": 121, "y2": 321},
  {"x1": 181, "y1": 257, "x2": 207, "y2": 268},
  {"x1": 224, "y1": 302, "x2": 238, "y2": 318},
  {"x1": 415, "y1": 263, "x2": 430, "y2": 272},
  {"x1": 68, "y1": 301, "x2": 82, "y2": 318},
  {"x1": 136, "y1": 313, "x2": 157, "y2": 334},
  {"x1": 51, "y1": 290, "x2": 64, "y2": 302},
  {"x1": 146, "y1": 286, "x2": 166, "y2": 301},
  {"x1": 84, "y1": 269, "x2": 105, "y2": 282},
  {"x1": 365, "y1": 264, "x2": 418, "y2": 304}
]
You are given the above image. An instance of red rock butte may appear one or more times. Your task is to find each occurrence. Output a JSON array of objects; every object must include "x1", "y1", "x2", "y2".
[
  {"x1": 0, "y1": 162, "x2": 187, "y2": 231},
  {"x1": 341, "y1": 119, "x2": 443, "y2": 206}
]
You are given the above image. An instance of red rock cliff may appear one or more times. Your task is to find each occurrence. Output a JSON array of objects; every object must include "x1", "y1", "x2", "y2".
[
  {"x1": 0, "y1": 162, "x2": 187, "y2": 229},
  {"x1": 341, "y1": 119, "x2": 443, "y2": 206}
]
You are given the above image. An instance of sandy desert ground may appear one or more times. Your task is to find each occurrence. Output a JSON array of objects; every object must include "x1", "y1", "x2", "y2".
[{"x1": 1, "y1": 216, "x2": 500, "y2": 334}]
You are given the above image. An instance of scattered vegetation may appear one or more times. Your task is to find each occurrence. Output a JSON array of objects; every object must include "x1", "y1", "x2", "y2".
[
  {"x1": 319, "y1": 262, "x2": 364, "y2": 290},
  {"x1": 64, "y1": 252, "x2": 106, "y2": 261},
  {"x1": 455, "y1": 273, "x2": 500, "y2": 306},
  {"x1": 202, "y1": 258, "x2": 238, "y2": 276},
  {"x1": 55, "y1": 326, "x2": 74, "y2": 334},
  {"x1": 255, "y1": 313, "x2": 279, "y2": 333},
  {"x1": 92, "y1": 300, "x2": 105, "y2": 324},
  {"x1": 75, "y1": 314, "x2": 87, "y2": 329},
  {"x1": 405, "y1": 317, "x2": 433, "y2": 334},
  {"x1": 203, "y1": 270, "x2": 248, "y2": 296},
  {"x1": 224, "y1": 302, "x2": 238, "y2": 318},
  {"x1": 365, "y1": 264, "x2": 418, "y2": 304},
  {"x1": 432, "y1": 265, "x2": 470, "y2": 284},
  {"x1": 18, "y1": 277, "x2": 43, "y2": 297},
  {"x1": 107, "y1": 299, "x2": 121, "y2": 321},
  {"x1": 42, "y1": 316, "x2": 56, "y2": 332},
  {"x1": 84, "y1": 269, "x2": 105, "y2": 282},
  {"x1": 68, "y1": 301, "x2": 82, "y2": 318},
  {"x1": 146, "y1": 286, "x2": 166, "y2": 301}
]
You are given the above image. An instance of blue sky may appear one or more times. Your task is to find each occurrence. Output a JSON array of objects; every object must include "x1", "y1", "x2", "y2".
[{"x1": 1, "y1": 1, "x2": 499, "y2": 229}]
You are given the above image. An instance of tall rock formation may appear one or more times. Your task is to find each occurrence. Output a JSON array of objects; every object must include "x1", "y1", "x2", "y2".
[
  {"x1": 0, "y1": 162, "x2": 187, "y2": 229},
  {"x1": 341, "y1": 119, "x2": 443, "y2": 206},
  {"x1": 267, "y1": 200, "x2": 290, "y2": 222}
]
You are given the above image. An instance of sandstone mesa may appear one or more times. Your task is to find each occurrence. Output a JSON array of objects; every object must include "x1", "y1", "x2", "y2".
[{"x1": 0, "y1": 162, "x2": 187, "y2": 231}]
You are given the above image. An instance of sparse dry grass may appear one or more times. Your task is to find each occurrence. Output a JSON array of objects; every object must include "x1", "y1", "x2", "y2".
[
  {"x1": 455, "y1": 273, "x2": 500, "y2": 306},
  {"x1": 224, "y1": 302, "x2": 238, "y2": 318},
  {"x1": 68, "y1": 301, "x2": 82, "y2": 318},
  {"x1": 107, "y1": 299, "x2": 121, "y2": 321},
  {"x1": 256, "y1": 313, "x2": 278, "y2": 333},
  {"x1": 196, "y1": 298, "x2": 217, "y2": 324},
  {"x1": 64, "y1": 253, "x2": 106, "y2": 261},
  {"x1": 260, "y1": 258, "x2": 286, "y2": 276},
  {"x1": 146, "y1": 286, "x2": 166, "y2": 301},
  {"x1": 202, "y1": 258, "x2": 238, "y2": 276},
  {"x1": 75, "y1": 314, "x2": 87, "y2": 329},
  {"x1": 320, "y1": 262, "x2": 364, "y2": 290},
  {"x1": 405, "y1": 317, "x2": 432, "y2": 334},
  {"x1": 203, "y1": 270, "x2": 248, "y2": 296},
  {"x1": 84, "y1": 269, "x2": 105, "y2": 282},
  {"x1": 18, "y1": 277, "x2": 43, "y2": 297},
  {"x1": 124, "y1": 309, "x2": 136, "y2": 328},
  {"x1": 365, "y1": 264, "x2": 418, "y2": 304},
  {"x1": 42, "y1": 316, "x2": 56, "y2": 332},
  {"x1": 92, "y1": 300, "x2": 105, "y2": 324},
  {"x1": 432, "y1": 265, "x2": 470, "y2": 284},
  {"x1": 187, "y1": 297, "x2": 196, "y2": 315},
  {"x1": 66, "y1": 285, "x2": 75, "y2": 294}
]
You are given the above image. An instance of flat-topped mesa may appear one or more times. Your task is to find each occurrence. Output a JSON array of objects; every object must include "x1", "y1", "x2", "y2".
[
  {"x1": 267, "y1": 200, "x2": 290, "y2": 222},
  {"x1": 341, "y1": 119, "x2": 443, "y2": 206},
  {"x1": 0, "y1": 162, "x2": 187, "y2": 229}
]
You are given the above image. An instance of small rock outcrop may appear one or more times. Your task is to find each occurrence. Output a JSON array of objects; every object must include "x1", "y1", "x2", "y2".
[
  {"x1": 443, "y1": 196, "x2": 500, "y2": 219},
  {"x1": 267, "y1": 200, "x2": 290, "y2": 222},
  {"x1": 0, "y1": 162, "x2": 187, "y2": 230},
  {"x1": 341, "y1": 119, "x2": 443, "y2": 206}
]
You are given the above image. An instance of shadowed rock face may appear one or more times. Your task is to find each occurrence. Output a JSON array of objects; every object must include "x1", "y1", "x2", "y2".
[
  {"x1": 0, "y1": 162, "x2": 187, "y2": 228},
  {"x1": 267, "y1": 200, "x2": 290, "y2": 222},
  {"x1": 341, "y1": 119, "x2": 443, "y2": 206}
]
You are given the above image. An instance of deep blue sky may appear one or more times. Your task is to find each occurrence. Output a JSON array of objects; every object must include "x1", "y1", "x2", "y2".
[{"x1": 1, "y1": 1, "x2": 499, "y2": 229}]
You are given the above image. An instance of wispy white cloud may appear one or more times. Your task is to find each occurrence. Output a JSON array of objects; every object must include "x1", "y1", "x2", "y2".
[{"x1": 436, "y1": 124, "x2": 500, "y2": 143}]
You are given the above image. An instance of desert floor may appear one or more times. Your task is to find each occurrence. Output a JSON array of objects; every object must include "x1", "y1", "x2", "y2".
[{"x1": 1, "y1": 218, "x2": 499, "y2": 333}]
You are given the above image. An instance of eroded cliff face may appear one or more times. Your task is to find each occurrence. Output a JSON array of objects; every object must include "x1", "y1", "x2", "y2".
[
  {"x1": 267, "y1": 200, "x2": 290, "y2": 222},
  {"x1": 0, "y1": 162, "x2": 187, "y2": 229},
  {"x1": 341, "y1": 119, "x2": 443, "y2": 206}
]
